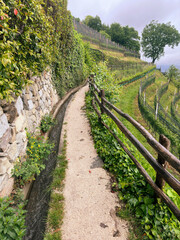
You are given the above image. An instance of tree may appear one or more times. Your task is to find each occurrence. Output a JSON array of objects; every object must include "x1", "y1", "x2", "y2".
[
  {"x1": 166, "y1": 65, "x2": 179, "y2": 82},
  {"x1": 166, "y1": 65, "x2": 180, "y2": 92},
  {"x1": 109, "y1": 23, "x2": 140, "y2": 52},
  {"x1": 121, "y1": 26, "x2": 140, "y2": 52},
  {"x1": 109, "y1": 23, "x2": 124, "y2": 43},
  {"x1": 99, "y1": 30, "x2": 111, "y2": 40},
  {"x1": 83, "y1": 15, "x2": 102, "y2": 32},
  {"x1": 141, "y1": 21, "x2": 180, "y2": 63}
]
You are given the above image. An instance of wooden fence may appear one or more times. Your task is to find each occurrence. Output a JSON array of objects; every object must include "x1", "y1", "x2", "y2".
[{"x1": 89, "y1": 77, "x2": 180, "y2": 221}]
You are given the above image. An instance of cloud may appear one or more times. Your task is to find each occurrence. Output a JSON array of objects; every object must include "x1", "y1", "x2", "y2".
[
  {"x1": 106, "y1": 0, "x2": 180, "y2": 32},
  {"x1": 68, "y1": 0, "x2": 180, "y2": 67}
]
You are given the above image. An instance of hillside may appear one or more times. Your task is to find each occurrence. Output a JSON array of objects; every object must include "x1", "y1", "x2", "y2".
[
  {"x1": 0, "y1": 4, "x2": 180, "y2": 240},
  {"x1": 82, "y1": 37, "x2": 180, "y2": 239}
]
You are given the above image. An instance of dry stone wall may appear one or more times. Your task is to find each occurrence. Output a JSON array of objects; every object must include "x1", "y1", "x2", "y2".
[{"x1": 0, "y1": 69, "x2": 59, "y2": 196}]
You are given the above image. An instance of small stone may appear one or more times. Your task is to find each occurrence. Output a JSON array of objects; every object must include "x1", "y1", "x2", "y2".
[
  {"x1": 2, "y1": 104, "x2": 18, "y2": 124},
  {"x1": 0, "y1": 158, "x2": 11, "y2": 175},
  {"x1": 0, "y1": 174, "x2": 9, "y2": 192},
  {"x1": 100, "y1": 223, "x2": 108, "y2": 228},
  {"x1": 29, "y1": 91, "x2": 33, "y2": 99},
  {"x1": 39, "y1": 90, "x2": 43, "y2": 97},
  {"x1": 7, "y1": 141, "x2": 18, "y2": 163},
  {"x1": 16, "y1": 131, "x2": 26, "y2": 144},
  {"x1": 15, "y1": 114, "x2": 26, "y2": 133},
  {"x1": 28, "y1": 100, "x2": 34, "y2": 110},
  {"x1": 0, "y1": 114, "x2": 9, "y2": 138},
  {"x1": 113, "y1": 230, "x2": 120, "y2": 237},
  {"x1": 25, "y1": 85, "x2": 30, "y2": 94},
  {"x1": 10, "y1": 127, "x2": 16, "y2": 144},
  {"x1": 0, "y1": 128, "x2": 12, "y2": 152},
  {"x1": 15, "y1": 96, "x2": 24, "y2": 115},
  {"x1": 22, "y1": 95, "x2": 29, "y2": 110},
  {"x1": 0, "y1": 177, "x2": 14, "y2": 197},
  {"x1": 0, "y1": 106, "x2": 3, "y2": 116}
]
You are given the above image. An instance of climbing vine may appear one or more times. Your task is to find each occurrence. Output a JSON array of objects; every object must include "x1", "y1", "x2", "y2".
[{"x1": 0, "y1": 0, "x2": 93, "y2": 101}]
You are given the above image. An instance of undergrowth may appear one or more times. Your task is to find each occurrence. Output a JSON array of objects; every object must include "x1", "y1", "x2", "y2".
[
  {"x1": 86, "y1": 90, "x2": 180, "y2": 239},
  {"x1": 44, "y1": 132, "x2": 68, "y2": 240}
]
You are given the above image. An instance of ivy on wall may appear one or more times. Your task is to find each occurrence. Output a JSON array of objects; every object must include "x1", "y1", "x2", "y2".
[{"x1": 0, "y1": 0, "x2": 93, "y2": 101}]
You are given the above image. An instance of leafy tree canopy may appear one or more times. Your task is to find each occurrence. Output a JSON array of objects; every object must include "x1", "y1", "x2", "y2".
[
  {"x1": 99, "y1": 30, "x2": 111, "y2": 40},
  {"x1": 83, "y1": 15, "x2": 102, "y2": 32},
  {"x1": 141, "y1": 20, "x2": 180, "y2": 63},
  {"x1": 109, "y1": 23, "x2": 140, "y2": 52},
  {"x1": 82, "y1": 15, "x2": 140, "y2": 52},
  {"x1": 166, "y1": 65, "x2": 180, "y2": 92}
]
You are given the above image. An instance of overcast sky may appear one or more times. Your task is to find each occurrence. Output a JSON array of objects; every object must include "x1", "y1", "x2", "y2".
[{"x1": 68, "y1": 0, "x2": 180, "y2": 71}]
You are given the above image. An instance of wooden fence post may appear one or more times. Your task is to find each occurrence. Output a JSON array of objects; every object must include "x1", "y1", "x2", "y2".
[
  {"x1": 155, "y1": 102, "x2": 159, "y2": 120},
  {"x1": 155, "y1": 134, "x2": 171, "y2": 194},
  {"x1": 100, "y1": 89, "x2": 105, "y2": 114}
]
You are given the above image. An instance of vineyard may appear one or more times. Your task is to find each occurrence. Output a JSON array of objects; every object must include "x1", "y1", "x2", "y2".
[
  {"x1": 1, "y1": 5, "x2": 180, "y2": 239},
  {"x1": 73, "y1": 19, "x2": 140, "y2": 58},
  {"x1": 85, "y1": 47, "x2": 180, "y2": 238}
]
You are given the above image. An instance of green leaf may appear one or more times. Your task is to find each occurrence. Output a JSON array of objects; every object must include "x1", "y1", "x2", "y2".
[
  {"x1": 1, "y1": 57, "x2": 11, "y2": 67},
  {"x1": 144, "y1": 196, "x2": 154, "y2": 205}
]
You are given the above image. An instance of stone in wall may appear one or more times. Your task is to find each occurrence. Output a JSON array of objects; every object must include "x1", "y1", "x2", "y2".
[
  {"x1": 0, "y1": 106, "x2": 3, "y2": 116},
  {"x1": 0, "y1": 128, "x2": 12, "y2": 152},
  {"x1": 15, "y1": 114, "x2": 26, "y2": 133},
  {"x1": 0, "y1": 156, "x2": 11, "y2": 175},
  {"x1": 0, "y1": 102, "x2": 18, "y2": 124},
  {"x1": 15, "y1": 96, "x2": 24, "y2": 116},
  {"x1": 0, "y1": 114, "x2": 9, "y2": 138},
  {"x1": 0, "y1": 69, "x2": 59, "y2": 197}
]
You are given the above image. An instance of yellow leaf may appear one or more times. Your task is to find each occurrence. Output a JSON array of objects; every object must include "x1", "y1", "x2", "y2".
[{"x1": 1, "y1": 57, "x2": 11, "y2": 67}]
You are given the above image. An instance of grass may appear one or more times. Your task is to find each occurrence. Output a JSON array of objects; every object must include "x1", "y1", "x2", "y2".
[
  {"x1": 88, "y1": 42, "x2": 143, "y2": 63},
  {"x1": 114, "y1": 72, "x2": 157, "y2": 178},
  {"x1": 145, "y1": 71, "x2": 167, "y2": 108},
  {"x1": 160, "y1": 81, "x2": 178, "y2": 115},
  {"x1": 44, "y1": 132, "x2": 68, "y2": 240},
  {"x1": 117, "y1": 206, "x2": 144, "y2": 240}
]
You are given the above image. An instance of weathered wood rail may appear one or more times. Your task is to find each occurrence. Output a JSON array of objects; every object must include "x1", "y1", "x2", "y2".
[{"x1": 89, "y1": 78, "x2": 180, "y2": 221}]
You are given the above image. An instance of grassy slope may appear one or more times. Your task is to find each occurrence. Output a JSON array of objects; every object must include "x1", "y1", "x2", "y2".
[
  {"x1": 145, "y1": 71, "x2": 167, "y2": 108},
  {"x1": 90, "y1": 43, "x2": 180, "y2": 176},
  {"x1": 89, "y1": 43, "x2": 158, "y2": 176}
]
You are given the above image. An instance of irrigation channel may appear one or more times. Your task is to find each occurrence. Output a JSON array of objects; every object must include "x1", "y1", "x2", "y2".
[{"x1": 23, "y1": 87, "x2": 79, "y2": 239}]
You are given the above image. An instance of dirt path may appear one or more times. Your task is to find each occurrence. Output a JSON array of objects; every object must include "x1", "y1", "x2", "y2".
[{"x1": 61, "y1": 85, "x2": 129, "y2": 240}]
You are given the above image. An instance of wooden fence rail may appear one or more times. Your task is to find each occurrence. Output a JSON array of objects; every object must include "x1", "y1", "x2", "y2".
[{"x1": 89, "y1": 79, "x2": 180, "y2": 221}]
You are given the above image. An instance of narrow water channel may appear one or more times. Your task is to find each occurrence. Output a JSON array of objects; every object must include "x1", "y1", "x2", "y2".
[{"x1": 23, "y1": 96, "x2": 73, "y2": 240}]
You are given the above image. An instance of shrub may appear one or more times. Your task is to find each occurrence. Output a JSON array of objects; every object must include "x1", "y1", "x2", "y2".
[
  {"x1": 0, "y1": 197, "x2": 26, "y2": 239},
  {"x1": 40, "y1": 114, "x2": 56, "y2": 133},
  {"x1": 12, "y1": 132, "x2": 54, "y2": 185}
]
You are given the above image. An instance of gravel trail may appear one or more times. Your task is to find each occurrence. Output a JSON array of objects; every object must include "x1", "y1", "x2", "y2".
[{"x1": 61, "y1": 85, "x2": 129, "y2": 240}]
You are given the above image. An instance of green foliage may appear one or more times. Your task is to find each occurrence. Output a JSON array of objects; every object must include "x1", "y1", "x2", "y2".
[
  {"x1": 171, "y1": 93, "x2": 180, "y2": 124},
  {"x1": 93, "y1": 62, "x2": 119, "y2": 103},
  {"x1": 85, "y1": 93, "x2": 180, "y2": 240},
  {"x1": 166, "y1": 65, "x2": 180, "y2": 83},
  {"x1": 141, "y1": 21, "x2": 180, "y2": 63},
  {"x1": 90, "y1": 48, "x2": 105, "y2": 64},
  {"x1": 0, "y1": 0, "x2": 52, "y2": 101},
  {"x1": 52, "y1": 28, "x2": 92, "y2": 98},
  {"x1": 119, "y1": 66, "x2": 156, "y2": 86},
  {"x1": 139, "y1": 92, "x2": 180, "y2": 155},
  {"x1": 0, "y1": 0, "x2": 91, "y2": 101},
  {"x1": 0, "y1": 197, "x2": 26, "y2": 239},
  {"x1": 108, "y1": 23, "x2": 140, "y2": 52},
  {"x1": 44, "y1": 134, "x2": 68, "y2": 240},
  {"x1": 12, "y1": 132, "x2": 54, "y2": 185},
  {"x1": 82, "y1": 15, "x2": 140, "y2": 52},
  {"x1": 99, "y1": 30, "x2": 111, "y2": 40},
  {"x1": 83, "y1": 15, "x2": 102, "y2": 32},
  {"x1": 40, "y1": 114, "x2": 56, "y2": 133}
]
